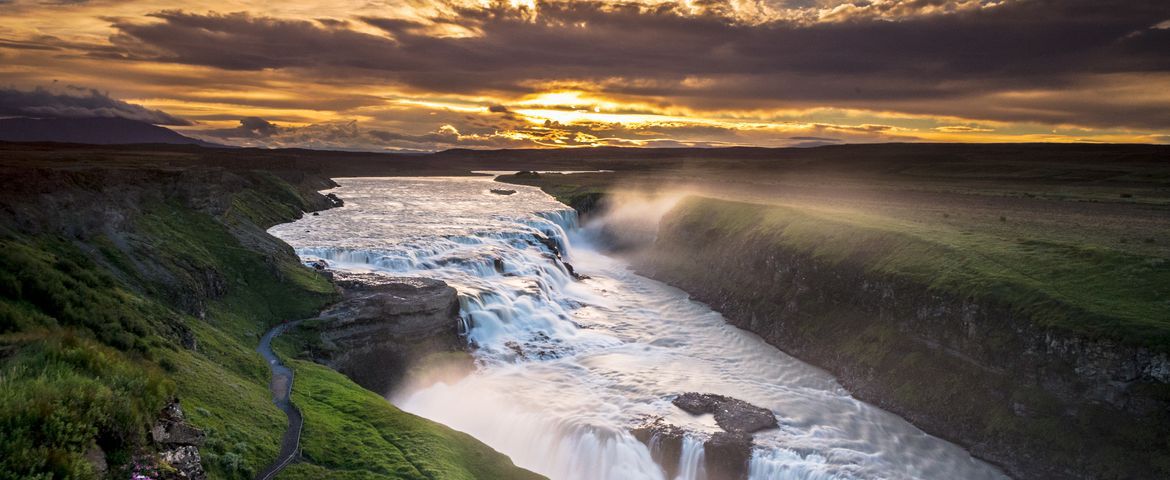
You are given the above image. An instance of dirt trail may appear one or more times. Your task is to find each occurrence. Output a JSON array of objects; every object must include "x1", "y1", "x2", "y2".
[{"x1": 255, "y1": 321, "x2": 303, "y2": 480}]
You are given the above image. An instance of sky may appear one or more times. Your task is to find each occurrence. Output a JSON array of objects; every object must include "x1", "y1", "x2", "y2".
[{"x1": 1, "y1": 0, "x2": 1168, "y2": 151}]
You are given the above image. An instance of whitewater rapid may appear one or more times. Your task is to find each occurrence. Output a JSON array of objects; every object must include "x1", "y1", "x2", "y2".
[{"x1": 269, "y1": 176, "x2": 1006, "y2": 480}]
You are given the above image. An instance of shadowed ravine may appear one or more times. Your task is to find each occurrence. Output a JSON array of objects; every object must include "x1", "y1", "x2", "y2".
[{"x1": 269, "y1": 176, "x2": 1006, "y2": 480}]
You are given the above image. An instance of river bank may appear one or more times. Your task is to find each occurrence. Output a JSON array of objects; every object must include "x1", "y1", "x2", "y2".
[
  {"x1": 500, "y1": 169, "x2": 1170, "y2": 479},
  {"x1": 634, "y1": 197, "x2": 1170, "y2": 479},
  {"x1": 270, "y1": 176, "x2": 1007, "y2": 480}
]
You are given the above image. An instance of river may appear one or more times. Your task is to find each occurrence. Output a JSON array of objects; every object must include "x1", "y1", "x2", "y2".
[{"x1": 269, "y1": 176, "x2": 1006, "y2": 480}]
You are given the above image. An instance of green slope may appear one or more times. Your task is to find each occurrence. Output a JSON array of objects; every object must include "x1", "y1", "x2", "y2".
[{"x1": 0, "y1": 167, "x2": 539, "y2": 479}]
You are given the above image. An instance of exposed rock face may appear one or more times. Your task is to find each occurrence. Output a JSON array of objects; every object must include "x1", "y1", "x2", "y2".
[
  {"x1": 151, "y1": 400, "x2": 206, "y2": 480},
  {"x1": 630, "y1": 394, "x2": 776, "y2": 480},
  {"x1": 672, "y1": 393, "x2": 778, "y2": 434},
  {"x1": 703, "y1": 432, "x2": 753, "y2": 480},
  {"x1": 631, "y1": 417, "x2": 686, "y2": 479},
  {"x1": 634, "y1": 199, "x2": 1170, "y2": 480},
  {"x1": 160, "y1": 446, "x2": 205, "y2": 480},
  {"x1": 311, "y1": 273, "x2": 463, "y2": 395},
  {"x1": 152, "y1": 402, "x2": 206, "y2": 446}
]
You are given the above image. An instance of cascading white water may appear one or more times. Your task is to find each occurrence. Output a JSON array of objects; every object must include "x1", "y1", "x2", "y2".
[
  {"x1": 269, "y1": 176, "x2": 1007, "y2": 480},
  {"x1": 676, "y1": 436, "x2": 707, "y2": 480}
]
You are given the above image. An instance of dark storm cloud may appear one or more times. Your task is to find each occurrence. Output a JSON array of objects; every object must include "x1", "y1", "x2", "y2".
[
  {"x1": 0, "y1": 85, "x2": 191, "y2": 125},
  {"x1": 102, "y1": 1, "x2": 1170, "y2": 129},
  {"x1": 201, "y1": 116, "x2": 282, "y2": 138}
]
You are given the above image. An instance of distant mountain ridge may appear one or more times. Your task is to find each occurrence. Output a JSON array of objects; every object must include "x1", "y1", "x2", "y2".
[{"x1": 0, "y1": 117, "x2": 221, "y2": 147}]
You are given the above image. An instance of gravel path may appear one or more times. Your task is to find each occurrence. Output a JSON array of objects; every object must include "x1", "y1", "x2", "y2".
[{"x1": 255, "y1": 322, "x2": 303, "y2": 480}]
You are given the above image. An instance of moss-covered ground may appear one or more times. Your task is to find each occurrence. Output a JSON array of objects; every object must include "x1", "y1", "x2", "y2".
[{"x1": 0, "y1": 166, "x2": 538, "y2": 479}]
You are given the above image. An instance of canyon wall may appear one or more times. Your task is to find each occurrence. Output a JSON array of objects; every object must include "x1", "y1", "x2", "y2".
[{"x1": 626, "y1": 197, "x2": 1170, "y2": 480}]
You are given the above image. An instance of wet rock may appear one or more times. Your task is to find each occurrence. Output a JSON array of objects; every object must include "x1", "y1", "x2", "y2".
[
  {"x1": 631, "y1": 417, "x2": 686, "y2": 479},
  {"x1": 501, "y1": 332, "x2": 563, "y2": 360},
  {"x1": 533, "y1": 234, "x2": 562, "y2": 258},
  {"x1": 505, "y1": 341, "x2": 527, "y2": 359},
  {"x1": 704, "y1": 431, "x2": 753, "y2": 480},
  {"x1": 563, "y1": 262, "x2": 589, "y2": 280},
  {"x1": 325, "y1": 192, "x2": 344, "y2": 207},
  {"x1": 673, "y1": 392, "x2": 718, "y2": 414},
  {"x1": 673, "y1": 392, "x2": 778, "y2": 434},
  {"x1": 490, "y1": 188, "x2": 517, "y2": 195}
]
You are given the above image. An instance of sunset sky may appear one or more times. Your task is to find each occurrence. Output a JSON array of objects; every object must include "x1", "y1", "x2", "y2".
[{"x1": 1, "y1": 0, "x2": 1168, "y2": 151}]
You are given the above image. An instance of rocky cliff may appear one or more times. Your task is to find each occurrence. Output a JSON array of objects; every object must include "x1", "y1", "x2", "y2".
[
  {"x1": 300, "y1": 273, "x2": 465, "y2": 396},
  {"x1": 632, "y1": 197, "x2": 1170, "y2": 479}
]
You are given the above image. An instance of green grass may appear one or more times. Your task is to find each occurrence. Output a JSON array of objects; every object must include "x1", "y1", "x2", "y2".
[
  {"x1": 497, "y1": 173, "x2": 608, "y2": 214},
  {"x1": 506, "y1": 169, "x2": 1170, "y2": 347},
  {"x1": 647, "y1": 197, "x2": 1170, "y2": 478},
  {"x1": 0, "y1": 183, "x2": 327, "y2": 479},
  {"x1": 666, "y1": 197, "x2": 1170, "y2": 349},
  {"x1": 0, "y1": 167, "x2": 540, "y2": 480},
  {"x1": 0, "y1": 232, "x2": 179, "y2": 478},
  {"x1": 280, "y1": 359, "x2": 542, "y2": 480},
  {"x1": 0, "y1": 333, "x2": 173, "y2": 480}
]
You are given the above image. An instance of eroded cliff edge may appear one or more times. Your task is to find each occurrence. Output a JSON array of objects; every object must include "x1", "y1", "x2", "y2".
[
  {"x1": 0, "y1": 150, "x2": 539, "y2": 480},
  {"x1": 290, "y1": 273, "x2": 467, "y2": 397},
  {"x1": 629, "y1": 197, "x2": 1170, "y2": 479}
]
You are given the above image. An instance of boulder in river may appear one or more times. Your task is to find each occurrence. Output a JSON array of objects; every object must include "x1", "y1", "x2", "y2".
[
  {"x1": 673, "y1": 392, "x2": 778, "y2": 434},
  {"x1": 704, "y1": 431, "x2": 753, "y2": 480},
  {"x1": 490, "y1": 188, "x2": 517, "y2": 195}
]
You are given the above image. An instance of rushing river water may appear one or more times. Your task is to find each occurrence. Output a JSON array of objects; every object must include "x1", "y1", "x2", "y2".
[{"x1": 269, "y1": 177, "x2": 1006, "y2": 480}]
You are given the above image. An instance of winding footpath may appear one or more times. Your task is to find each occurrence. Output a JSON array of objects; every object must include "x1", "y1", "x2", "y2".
[{"x1": 255, "y1": 321, "x2": 303, "y2": 480}]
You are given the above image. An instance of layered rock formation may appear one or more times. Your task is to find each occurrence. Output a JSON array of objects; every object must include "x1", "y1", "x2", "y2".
[
  {"x1": 633, "y1": 199, "x2": 1170, "y2": 479},
  {"x1": 308, "y1": 273, "x2": 464, "y2": 395},
  {"x1": 151, "y1": 400, "x2": 207, "y2": 480}
]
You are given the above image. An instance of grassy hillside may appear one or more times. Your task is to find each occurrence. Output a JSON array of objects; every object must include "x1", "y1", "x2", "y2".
[
  {"x1": 273, "y1": 359, "x2": 542, "y2": 480},
  {"x1": 0, "y1": 165, "x2": 537, "y2": 479},
  {"x1": 644, "y1": 196, "x2": 1170, "y2": 478},
  {"x1": 668, "y1": 197, "x2": 1170, "y2": 349}
]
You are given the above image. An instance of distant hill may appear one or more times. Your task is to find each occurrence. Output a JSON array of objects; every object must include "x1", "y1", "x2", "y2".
[{"x1": 0, "y1": 117, "x2": 221, "y2": 147}]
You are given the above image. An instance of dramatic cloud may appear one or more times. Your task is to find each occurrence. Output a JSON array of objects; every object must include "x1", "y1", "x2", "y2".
[
  {"x1": 0, "y1": 85, "x2": 191, "y2": 125},
  {"x1": 201, "y1": 116, "x2": 283, "y2": 139},
  {"x1": 0, "y1": 0, "x2": 1167, "y2": 149},
  {"x1": 93, "y1": 1, "x2": 1170, "y2": 130}
]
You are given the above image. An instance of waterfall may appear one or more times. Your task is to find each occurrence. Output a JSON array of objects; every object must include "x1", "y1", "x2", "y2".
[
  {"x1": 747, "y1": 448, "x2": 842, "y2": 480},
  {"x1": 269, "y1": 177, "x2": 1008, "y2": 480},
  {"x1": 675, "y1": 436, "x2": 707, "y2": 480}
]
